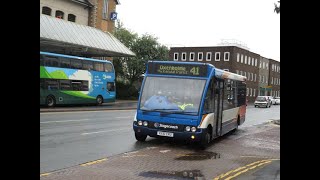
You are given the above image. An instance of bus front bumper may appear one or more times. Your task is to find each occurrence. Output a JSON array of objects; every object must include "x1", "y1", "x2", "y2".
[{"x1": 133, "y1": 123, "x2": 207, "y2": 142}]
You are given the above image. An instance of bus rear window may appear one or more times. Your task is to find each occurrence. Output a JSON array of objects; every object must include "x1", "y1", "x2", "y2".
[{"x1": 105, "y1": 63, "x2": 113, "y2": 72}]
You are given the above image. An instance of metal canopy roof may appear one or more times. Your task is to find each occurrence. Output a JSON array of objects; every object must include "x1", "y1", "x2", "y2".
[{"x1": 40, "y1": 14, "x2": 135, "y2": 57}]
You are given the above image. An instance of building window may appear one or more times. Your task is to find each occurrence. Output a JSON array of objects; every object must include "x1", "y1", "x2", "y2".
[
  {"x1": 254, "y1": 74, "x2": 256, "y2": 82},
  {"x1": 241, "y1": 54, "x2": 243, "y2": 63},
  {"x1": 102, "y1": 0, "x2": 109, "y2": 19},
  {"x1": 215, "y1": 52, "x2": 220, "y2": 61},
  {"x1": 263, "y1": 62, "x2": 265, "y2": 69},
  {"x1": 254, "y1": 89, "x2": 256, "y2": 97},
  {"x1": 247, "y1": 88, "x2": 249, "y2": 96},
  {"x1": 259, "y1": 75, "x2": 261, "y2": 82},
  {"x1": 198, "y1": 52, "x2": 203, "y2": 61},
  {"x1": 190, "y1": 52, "x2": 195, "y2": 61},
  {"x1": 42, "y1": 6, "x2": 52, "y2": 16},
  {"x1": 271, "y1": 77, "x2": 273, "y2": 85},
  {"x1": 252, "y1": 58, "x2": 254, "y2": 66},
  {"x1": 250, "y1": 88, "x2": 252, "y2": 96},
  {"x1": 244, "y1": 56, "x2": 247, "y2": 64},
  {"x1": 237, "y1": 53, "x2": 240, "y2": 62},
  {"x1": 251, "y1": 73, "x2": 253, "y2": 81},
  {"x1": 55, "y1": 10, "x2": 64, "y2": 19},
  {"x1": 266, "y1": 76, "x2": 268, "y2": 84},
  {"x1": 248, "y1": 57, "x2": 251, "y2": 65},
  {"x1": 173, "y1": 53, "x2": 179, "y2": 61},
  {"x1": 266, "y1": 63, "x2": 269, "y2": 70},
  {"x1": 259, "y1": 62, "x2": 262, "y2": 69},
  {"x1": 262, "y1": 76, "x2": 265, "y2": 83},
  {"x1": 181, "y1": 52, "x2": 186, "y2": 61},
  {"x1": 68, "y1": 14, "x2": 76, "y2": 22},
  {"x1": 206, "y1": 52, "x2": 212, "y2": 61},
  {"x1": 272, "y1": 64, "x2": 274, "y2": 71},
  {"x1": 255, "y1": 59, "x2": 258, "y2": 66},
  {"x1": 224, "y1": 52, "x2": 230, "y2": 61}
]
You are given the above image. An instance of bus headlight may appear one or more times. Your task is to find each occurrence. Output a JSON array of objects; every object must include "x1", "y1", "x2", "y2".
[
  {"x1": 143, "y1": 121, "x2": 148, "y2": 126},
  {"x1": 138, "y1": 121, "x2": 143, "y2": 126},
  {"x1": 185, "y1": 126, "x2": 191, "y2": 132},
  {"x1": 191, "y1": 127, "x2": 197, "y2": 132}
]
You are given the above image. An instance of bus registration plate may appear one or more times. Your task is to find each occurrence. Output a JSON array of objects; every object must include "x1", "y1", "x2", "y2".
[{"x1": 157, "y1": 131, "x2": 174, "y2": 137}]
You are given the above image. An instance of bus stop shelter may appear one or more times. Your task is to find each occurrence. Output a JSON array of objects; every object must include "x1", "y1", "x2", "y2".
[{"x1": 40, "y1": 14, "x2": 135, "y2": 57}]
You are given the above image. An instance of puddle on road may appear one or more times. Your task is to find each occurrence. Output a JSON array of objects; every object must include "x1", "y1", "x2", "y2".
[
  {"x1": 139, "y1": 170, "x2": 205, "y2": 180},
  {"x1": 175, "y1": 151, "x2": 220, "y2": 161}
]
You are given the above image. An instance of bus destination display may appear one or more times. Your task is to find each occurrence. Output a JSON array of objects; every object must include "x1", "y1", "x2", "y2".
[{"x1": 148, "y1": 62, "x2": 207, "y2": 77}]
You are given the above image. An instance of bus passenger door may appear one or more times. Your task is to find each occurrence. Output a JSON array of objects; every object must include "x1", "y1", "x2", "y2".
[{"x1": 214, "y1": 79, "x2": 224, "y2": 136}]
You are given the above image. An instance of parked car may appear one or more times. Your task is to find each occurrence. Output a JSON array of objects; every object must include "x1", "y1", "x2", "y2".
[
  {"x1": 274, "y1": 97, "x2": 280, "y2": 105},
  {"x1": 254, "y1": 96, "x2": 272, "y2": 108}
]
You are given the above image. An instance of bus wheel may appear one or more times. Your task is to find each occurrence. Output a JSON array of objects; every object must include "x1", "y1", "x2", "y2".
[
  {"x1": 135, "y1": 133, "x2": 147, "y2": 142},
  {"x1": 96, "y1": 96, "x2": 103, "y2": 105},
  {"x1": 46, "y1": 95, "x2": 55, "y2": 107},
  {"x1": 199, "y1": 131, "x2": 211, "y2": 149}
]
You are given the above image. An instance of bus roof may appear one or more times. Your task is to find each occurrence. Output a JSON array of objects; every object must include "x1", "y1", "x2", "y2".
[{"x1": 40, "y1": 51, "x2": 112, "y2": 64}]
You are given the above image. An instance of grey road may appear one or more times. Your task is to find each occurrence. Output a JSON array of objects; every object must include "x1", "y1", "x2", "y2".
[{"x1": 40, "y1": 105, "x2": 280, "y2": 173}]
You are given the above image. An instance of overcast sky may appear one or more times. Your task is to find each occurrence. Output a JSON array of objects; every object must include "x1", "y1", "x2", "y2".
[{"x1": 117, "y1": 0, "x2": 280, "y2": 61}]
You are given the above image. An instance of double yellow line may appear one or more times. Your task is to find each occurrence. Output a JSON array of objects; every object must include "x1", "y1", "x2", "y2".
[{"x1": 214, "y1": 159, "x2": 276, "y2": 180}]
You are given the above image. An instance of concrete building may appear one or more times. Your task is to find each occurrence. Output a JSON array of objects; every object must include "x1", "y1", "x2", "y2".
[{"x1": 169, "y1": 46, "x2": 280, "y2": 102}]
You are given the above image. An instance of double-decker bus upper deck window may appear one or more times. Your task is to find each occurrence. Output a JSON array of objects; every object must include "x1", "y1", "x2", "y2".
[
  {"x1": 60, "y1": 58, "x2": 71, "y2": 68},
  {"x1": 105, "y1": 63, "x2": 113, "y2": 72},
  {"x1": 83, "y1": 61, "x2": 94, "y2": 70},
  {"x1": 94, "y1": 62, "x2": 104, "y2": 72},
  {"x1": 40, "y1": 55, "x2": 45, "y2": 66},
  {"x1": 44, "y1": 55, "x2": 60, "y2": 67},
  {"x1": 70, "y1": 59, "x2": 82, "y2": 69}
]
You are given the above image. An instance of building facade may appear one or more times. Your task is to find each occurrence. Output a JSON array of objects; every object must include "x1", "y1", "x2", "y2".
[
  {"x1": 169, "y1": 46, "x2": 280, "y2": 102},
  {"x1": 40, "y1": 0, "x2": 119, "y2": 33},
  {"x1": 268, "y1": 59, "x2": 280, "y2": 97}
]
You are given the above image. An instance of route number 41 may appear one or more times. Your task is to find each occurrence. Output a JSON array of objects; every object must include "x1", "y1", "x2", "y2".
[{"x1": 190, "y1": 67, "x2": 199, "y2": 75}]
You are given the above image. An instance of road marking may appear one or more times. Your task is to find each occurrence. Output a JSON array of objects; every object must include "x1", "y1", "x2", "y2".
[
  {"x1": 40, "y1": 119, "x2": 90, "y2": 124},
  {"x1": 40, "y1": 173, "x2": 51, "y2": 177},
  {"x1": 40, "y1": 109, "x2": 136, "y2": 115},
  {"x1": 213, "y1": 159, "x2": 273, "y2": 180},
  {"x1": 81, "y1": 128, "x2": 131, "y2": 135},
  {"x1": 80, "y1": 158, "x2": 106, "y2": 166},
  {"x1": 115, "y1": 116, "x2": 133, "y2": 119}
]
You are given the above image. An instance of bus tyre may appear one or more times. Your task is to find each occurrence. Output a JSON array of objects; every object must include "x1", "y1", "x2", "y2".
[
  {"x1": 135, "y1": 133, "x2": 147, "y2": 142},
  {"x1": 46, "y1": 96, "x2": 56, "y2": 107},
  {"x1": 96, "y1": 96, "x2": 103, "y2": 105},
  {"x1": 199, "y1": 132, "x2": 211, "y2": 149}
]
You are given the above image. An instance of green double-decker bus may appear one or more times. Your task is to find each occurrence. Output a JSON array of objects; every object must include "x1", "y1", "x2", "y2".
[{"x1": 40, "y1": 51, "x2": 116, "y2": 107}]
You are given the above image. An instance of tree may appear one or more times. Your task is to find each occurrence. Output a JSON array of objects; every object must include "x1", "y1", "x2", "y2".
[
  {"x1": 113, "y1": 21, "x2": 169, "y2": 87},
  {"x1": 274, "y1": 1, "x2": 280, "y2": 14}
]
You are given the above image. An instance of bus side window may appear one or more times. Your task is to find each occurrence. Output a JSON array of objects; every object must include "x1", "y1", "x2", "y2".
[
  {"x1": 60, "y1": 57, "x2": 71, "y2": 68},
  {"x1": 45, "y1": 79, "x2": 59, "y2": 90},
  {"x1": 70, "y1": 59, "x2": 82, "y2": 69},
  {"x1": 203, "y1": 79, "x2": 214, "y2": 114},
  {"x1": 83, "y1": 61, "x2": 93, "y2": 70},
  {"x1": 44, "y1": 55, "x2": 60, "y2": 67},
  {"x1": 40, "y1": 55, "x2": 45, "y2": 66}
]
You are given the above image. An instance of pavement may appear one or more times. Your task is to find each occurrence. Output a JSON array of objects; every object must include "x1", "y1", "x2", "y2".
[{"x1": 40, "y1": 100, "x2": 138, "y2": 112}]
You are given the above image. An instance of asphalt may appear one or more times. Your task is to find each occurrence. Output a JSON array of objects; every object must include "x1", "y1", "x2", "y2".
[{"x1": 40, "y1": 100, "x2": 138, "y2": 112}]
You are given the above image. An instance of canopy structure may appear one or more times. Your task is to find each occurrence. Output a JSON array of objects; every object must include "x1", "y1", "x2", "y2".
[{"x1": 40, "y1": 14, "x2": 135, "y2": 57}]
